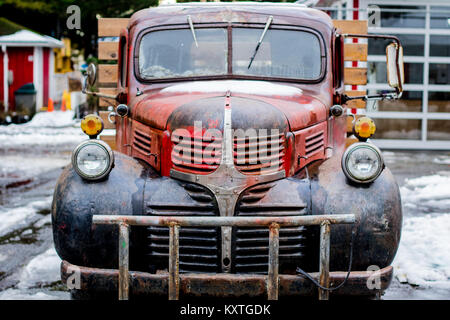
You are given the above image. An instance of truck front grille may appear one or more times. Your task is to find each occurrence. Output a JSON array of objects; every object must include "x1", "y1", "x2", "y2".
[
  {"x1": 146, "y1": 183, "x2": 221, "y2": 273},
  {"x1": 232, "y1": 183, "x2": 305, "y2": 274}
]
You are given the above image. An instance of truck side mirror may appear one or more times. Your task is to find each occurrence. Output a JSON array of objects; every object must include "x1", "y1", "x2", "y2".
[
  {"x1": 82, "y1": 63, "x2": 97, "y2": 92},
  {"x1": 386, "y1": 43, "x2": 404, "y2": 93}
]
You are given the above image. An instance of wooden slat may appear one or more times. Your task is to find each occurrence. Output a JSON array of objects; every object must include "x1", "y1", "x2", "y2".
[
  {"x1": 347, "y1": 115, "x2": 363, "y2": 133},
  {"x1": 333, "y1": 20, "x2": 368, "y2": 35},
  {"x1": 98, "y1": 18, "x2": 129, "y2": 37},
  {"x1": 345, "y1": 137, "x2": 359, "y2": 148},
  {"x1": 344, "y1": 43, "x2": 368, "y2": 61},
  {"x1": 99, "y1": 42, "x2": 119, "y2": 60},
  {"x1": 98, "y1": 64, "x2": 118, "y2": 85},
  {"x1": 345, "y1": 90, "x2": 366, "y2": 109},
  {"x1": 100, "y1": 134, "x2": 117, "y2": 151},
  {"x1": 344, "y1": 67, "x2": 367, "y2": 85},
  {"x1": 99, "y1": 111, "x2": 116, "y2": 129},
  {"x1": 99, "y1": 88, "x2": 118, "y2": 107}
]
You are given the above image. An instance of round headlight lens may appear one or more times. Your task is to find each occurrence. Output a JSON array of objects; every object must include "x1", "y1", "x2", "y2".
[
  {"x1": 72, "y1": 140, "x2": 114, "y2": 180},
  {"x1": 342, "y1": 143, "x2": 384, "y2": 183}
]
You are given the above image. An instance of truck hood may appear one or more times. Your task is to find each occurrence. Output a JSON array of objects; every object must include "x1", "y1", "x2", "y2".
[{"x1": 133, "y1": 80, "x2": 328, "y2": 132}]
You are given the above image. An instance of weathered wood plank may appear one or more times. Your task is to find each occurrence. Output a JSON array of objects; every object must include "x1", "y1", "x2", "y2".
[
  {"x1": 347, "y1": 114, "x2": 363, "y2": 133},
  {"x1": 99, "y1": 42, "x2": 119, "y2": 60},
  {"x1": 344, "y1": 43, "x2": 368, "y2": 61},
  {"x1": 344, "y1": 67, "x2": 367, "y2": 85},
  {"x1": 345, "y1": 137, "x2": 359, "y2": 148},
  {"x1": 98, "y1": 18, "x2": 129, "y2": 37},
  {"x1": 345, "y1": 90, "x2": 366, "y2": 109},
  {"x1": 99, "y1": 110, "x2": 116, "y2": 129},
  {"x1": 100, "y1": 134, "x2": 117, "y2": 150},
  {"x1": 98, "y1": 64, "x2": 118, "y2": 85},
  {"x1": 333, "y1": 20, "x2": 368, "y2": 35},
  {"x1": 98, "y1": 88, "x2": 118, "y2": 107}
]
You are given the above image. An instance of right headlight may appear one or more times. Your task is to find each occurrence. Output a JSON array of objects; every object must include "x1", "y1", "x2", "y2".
[
  {"x1": 72, "y1": 140, "x2": 114, "y2": 180},
  {"x1": 341, "y1": 142, "x2": 384, "y2": 184}
]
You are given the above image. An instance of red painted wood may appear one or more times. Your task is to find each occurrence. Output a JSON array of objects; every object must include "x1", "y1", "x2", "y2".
[
  {"x1": 43, "y1": 48, "x2": 50, "y2": 107},
  {"x1": 0, "y1": 51, "x2": 3, "y2": 105},
  {"x1": 7, "y1": 47, "x2": 34, "y2": 110}
]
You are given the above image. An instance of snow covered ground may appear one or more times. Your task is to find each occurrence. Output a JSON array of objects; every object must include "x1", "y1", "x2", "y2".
[
  {"x1": 0, "y1": 112, "x2": 449, "y2": 299},
  {"x1": 383, "y1": 152, "x2": 450, "y2": 300},
  {"x1": 0, "y1": 111, "x2": 82, "y2": 300},
  {"x1": 0, "y1": 111, "x2": 84, "y2": 150}
]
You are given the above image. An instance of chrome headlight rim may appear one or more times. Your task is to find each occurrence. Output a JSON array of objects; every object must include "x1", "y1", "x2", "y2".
[
  {"x1": 341, "y1": 142, "x2": 384, "y2": 184},
  {"x1": 71, "y1": 140, "x2": 114, "y2": 181}
]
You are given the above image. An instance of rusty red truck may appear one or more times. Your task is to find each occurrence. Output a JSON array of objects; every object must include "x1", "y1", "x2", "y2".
[{"x1": 52, "y1": 2, "x2": 404, "y2": 300}]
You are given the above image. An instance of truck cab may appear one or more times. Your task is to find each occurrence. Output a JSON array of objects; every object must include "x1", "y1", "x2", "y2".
[{"x1": 52, "y1": 2, "x2": 404, "y2": 299}]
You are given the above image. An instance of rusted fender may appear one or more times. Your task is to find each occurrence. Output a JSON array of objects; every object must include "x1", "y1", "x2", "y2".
[
  {"x1": 51, "y1": 152, "x2": 149, "y2": 269},
  {"x1": 306, "y1": 153, "x2": 403, "y2": 272}
]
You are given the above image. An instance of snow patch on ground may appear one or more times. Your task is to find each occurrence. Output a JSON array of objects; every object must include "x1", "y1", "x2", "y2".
[
  {"x1": 393, "y1": 173, "x2": 450, "y2": 293},
  {"x1": 393, "y1": 214, "x2": 450, "y2": 290},
  {"x1": 0, "y1": 111, "x2": 84, "y2": 149},
  {"x1": 400, "y1": 173, "x2": 450, "y2": 211},
  {"x1": 22, "y1": 111, "x2": 78, "y2": 128},
  {"x1": 1, "y1": 156, "x2": 70, "y2": 179},
  {"x1": 0, "y1": 289, "x2": 66, "y2": 300},
  {"x1": 0, "y1": 196, "x2": 52, "y2": 237},
  {"x1": 162, "y1": 80, "x2": 303, "y2": 96},
  {"x1": 17, "y1": 247, "x2": 62, "y2": 289},
  {"x1": 0, "y1": 247, "x2": 67, "y2": 300},
  {"x1": 433, "y1": 156, "x2": 450, "y2": 165}
]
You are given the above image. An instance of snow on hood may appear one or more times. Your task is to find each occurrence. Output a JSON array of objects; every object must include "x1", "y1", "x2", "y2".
[{"x1": 161, "y1": 80, "x2": 303, "y2": 96}]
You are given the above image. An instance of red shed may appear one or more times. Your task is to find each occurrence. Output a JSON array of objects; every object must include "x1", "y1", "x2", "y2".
[{"x1": 0, "y1": 30, "x2": 63, "y2": 113}]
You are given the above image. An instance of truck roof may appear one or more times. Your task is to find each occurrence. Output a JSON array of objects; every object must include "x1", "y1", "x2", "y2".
[{"x1": 128, "y1": 2, "x2": 334, "y2": 32}]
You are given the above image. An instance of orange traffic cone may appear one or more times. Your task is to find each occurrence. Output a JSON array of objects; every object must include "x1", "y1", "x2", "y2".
[
  {"x1": 61, "y1": 91, "x2": 66, "y2": 112},
  {"x1": 47, "y1": 98, "x2": 54, "y2": 112}
]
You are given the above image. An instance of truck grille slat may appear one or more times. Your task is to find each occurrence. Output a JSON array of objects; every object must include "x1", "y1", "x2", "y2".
[
  {"x1": 171, "y1": 133, "x2": 222, "y2": 174},
  {"x1": 146, "y1": 183, "x2": 221, "y2": 273},
  {"x1": 305, "y1": 130, "x2": 325, "y2": 158},
  {"x1": 234, "y1": 134, "x2": 286, "y2": 175},
  {"x1": 233, "y1": 182, "x2": 305, "y2": 274},
  {"x1": 132, "y1": 129, "x2": 152, "y2": 155}
]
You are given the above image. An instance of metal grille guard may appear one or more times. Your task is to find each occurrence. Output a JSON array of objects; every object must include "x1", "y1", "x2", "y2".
[{"x1": 93, "y1": 214, "x2": 356, "y2": 300}]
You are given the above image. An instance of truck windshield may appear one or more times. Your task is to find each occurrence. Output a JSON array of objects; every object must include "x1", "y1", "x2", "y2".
[
  {"x1": 139, "y1": 28, "x2": 228, "y2": 79},
  {"x1": 233, "y1": 28, "x2": 321, "y2": 80},
  {"x1": 138, "y1": 27, "x2": 322, "y2": 80}
]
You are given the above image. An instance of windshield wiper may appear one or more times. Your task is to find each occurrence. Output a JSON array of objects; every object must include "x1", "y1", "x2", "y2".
[
  {"x1": 187, "y1": 15, "x2": 199, "y2": 48},
  {"x1": 248, "y1": 15, "x2": 273, "y2": 69}
]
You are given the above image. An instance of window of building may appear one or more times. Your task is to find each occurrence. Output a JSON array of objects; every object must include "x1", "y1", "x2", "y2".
[{"x1": 364, "y1": 2, "x2": 450, "y2": 149}]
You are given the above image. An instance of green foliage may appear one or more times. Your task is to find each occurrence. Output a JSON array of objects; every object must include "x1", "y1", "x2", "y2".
[
  {"x1": 0, "y1": 17, "x2": 29, "y2": 35},
  {"x1": 176, "y1": 0, "x2": 298, "y2": 2},
  {"x1": 0, "y1": 0, "x2": 159, "y2": 57}
]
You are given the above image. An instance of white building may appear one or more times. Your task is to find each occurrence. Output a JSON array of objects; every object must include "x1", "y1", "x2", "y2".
[{"x1": 323, "y1": 0, "x2": 450, "y2": 149}]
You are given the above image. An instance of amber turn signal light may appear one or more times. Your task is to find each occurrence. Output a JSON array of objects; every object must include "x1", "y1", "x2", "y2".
[
  {"x1": 353, "y1": 116, "x2": 376, "y2": 141},
  {"x1": 81, "y1": 114, "x2": 104, "y2": 138}
]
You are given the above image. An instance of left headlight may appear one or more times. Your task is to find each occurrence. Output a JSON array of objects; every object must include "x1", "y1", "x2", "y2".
[
  {"x1": 72, "y1": 140, "x2": 114, "y2": 180},
  {"x1": 341, "y1": 142, "x2": 384, "y2": 184}
]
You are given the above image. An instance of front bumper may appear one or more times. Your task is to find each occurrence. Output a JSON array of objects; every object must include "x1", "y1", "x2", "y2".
[{"x1": 62, "y1": 260, "x2": 393, "y2": 298}]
